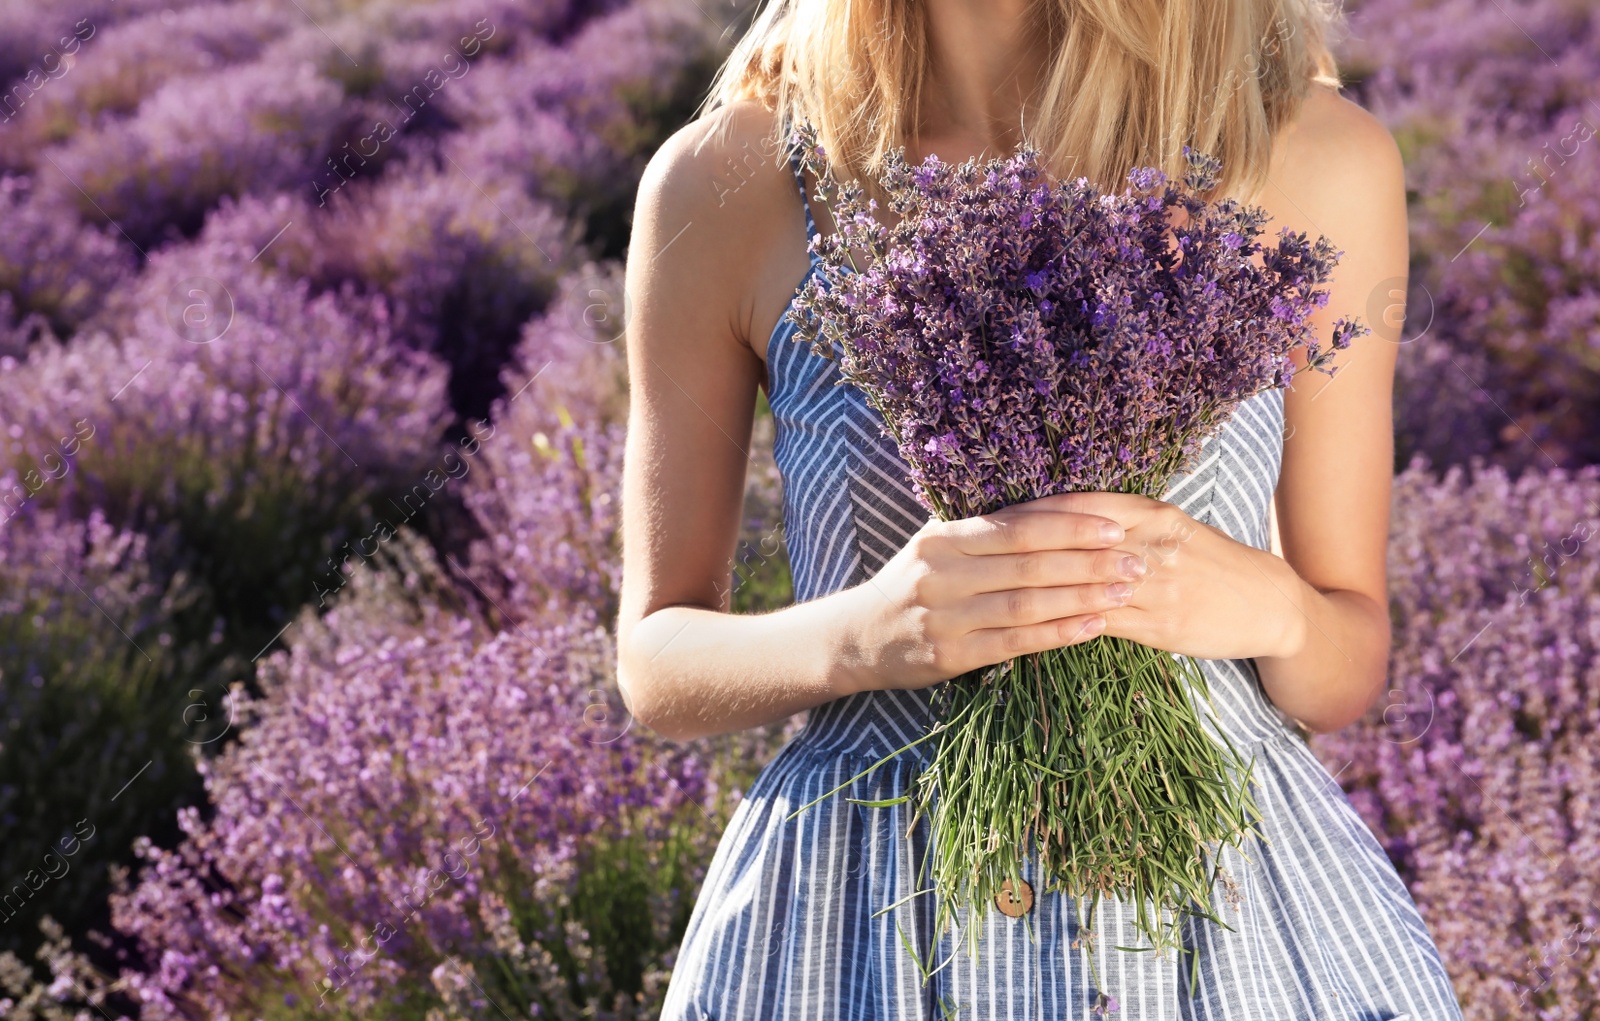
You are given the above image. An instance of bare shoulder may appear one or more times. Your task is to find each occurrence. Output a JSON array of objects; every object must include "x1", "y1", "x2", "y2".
[
  {"x1": 1265, "y1": 83, "x2": 1406, "y2": 227},
  {"x1": 636, "y1": 98, "x2": 790, "y2": 219},
  {"x1": 630, "y1": 99, "x2": 810, "y2": 361}
]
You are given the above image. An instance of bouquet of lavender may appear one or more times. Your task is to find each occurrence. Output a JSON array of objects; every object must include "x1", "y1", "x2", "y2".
[{"x1": 785, "y1": 123, "x2": 1365, "y2": 964}]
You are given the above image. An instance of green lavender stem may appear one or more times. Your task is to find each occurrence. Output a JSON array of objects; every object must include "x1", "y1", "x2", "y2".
[{"x1": 917, "y1": 636, "x2": 1263, "y2": 969}]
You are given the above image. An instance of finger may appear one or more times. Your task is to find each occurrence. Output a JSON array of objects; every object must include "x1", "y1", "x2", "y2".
[
  {"x1": 961, "y1": 581, "x2": 1133, "y2": 630},
  {"x1": 952, "y1": 547, "x2": 1148, "y2": 594},
  {"x1": 963, "y1": 613, "x2": 1106, "y2": 665},
  {"x1": 947, "y1": 508, "x2": 1126, "y2": 556},
  {"x1": 1093, "y1": 605, "x2": 1162, "y2": 647}
]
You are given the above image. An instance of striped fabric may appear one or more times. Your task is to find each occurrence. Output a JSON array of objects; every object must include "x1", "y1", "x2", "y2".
[{"x1": 656, "y1": 143, "x2": 1466, "y2": 1021}]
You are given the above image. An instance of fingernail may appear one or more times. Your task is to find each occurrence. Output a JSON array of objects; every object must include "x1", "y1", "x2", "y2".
[
  {"x1": 1106, "y1": 582, "x2": 1132, "y2": 604},
  {"x1": 1119, "y1": 555, "x2": 1147, "y2": 578},
  {"x1": 1100, "y1": 522, "x2": 1124, "y2": 544},
  {"x1": 1078, "y1": 616, "x2": 1105, "y2": 639}
]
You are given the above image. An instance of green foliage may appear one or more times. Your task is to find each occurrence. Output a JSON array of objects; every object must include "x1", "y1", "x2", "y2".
[{"x1": 0, "y1": 515, "x2": 217, "y2": 960}]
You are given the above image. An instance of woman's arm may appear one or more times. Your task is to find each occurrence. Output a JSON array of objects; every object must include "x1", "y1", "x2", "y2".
[
  {"x1": 614, "y1": 104, "x2": 865, "y2": 742},
  {"x1": 1256, "y1": 87, "x2": 1410, "y2": 732}
]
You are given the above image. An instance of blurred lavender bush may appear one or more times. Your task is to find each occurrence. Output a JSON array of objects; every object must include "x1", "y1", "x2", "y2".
[
  {"x1": 0, "y1": 243, "x2": 455, "y2": 653},
  {"x1": 1313, "y1": 462, "x2": 1600, "y2": 1016},
  {"x1": 45, "y1": 58, "x2": 349, "y2": 248},
  {"x1": 457, "y1": 261, "x2": 630, "y2": 630},
  {"x1": 195, "y1": 163, "x2": 575, "y2": 424},
  {"x1": 0, "y1": 175, "x2": 135, "y2": 348},
  {"x1": 443, "y1": 0, "x2": 725, "y2": 255},
  {"x1": 0, "y1": 0, "x2": 785, "y2": 1011},
  {"x1": 1340, "y1": 0, "x2": 1600, "y2": 468},
  {"x1": 0, "y1": 2, "x2": 297, "y2": 168},
  {"x1": 81, "y1": 279, "x2": 797, "y2": 1011},
  {"x1": 105, "y1": 535, "x2": 738, "y2": 1020},
  {"x1": 0, "y1": 0, "x2": 198, "y2": 93},
  {"x1": 0, "y1": 507, "x2": 209, "y2": 955}
]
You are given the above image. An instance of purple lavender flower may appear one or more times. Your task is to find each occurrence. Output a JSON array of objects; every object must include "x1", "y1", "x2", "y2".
[
  {"x1": 0, "y1": 0, "x2": 187, "y2": 93},
  {"x1": 788, "y1": 123, "x2": 1363, "y2": 518}
]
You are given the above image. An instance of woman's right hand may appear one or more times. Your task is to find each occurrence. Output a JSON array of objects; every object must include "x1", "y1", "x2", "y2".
[{"x1": 840, "y1": 494, "x2": 1149, "y2": 693}]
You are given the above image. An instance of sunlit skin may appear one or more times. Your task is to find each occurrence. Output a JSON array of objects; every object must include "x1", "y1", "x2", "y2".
[{"x1": 615, "y1": 0, "x2": 1409, "y2": 742}]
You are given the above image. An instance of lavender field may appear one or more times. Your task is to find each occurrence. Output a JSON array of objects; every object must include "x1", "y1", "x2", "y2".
[{"x1": 0, "y1": 0, "x2": 1593, "y2": 1017}]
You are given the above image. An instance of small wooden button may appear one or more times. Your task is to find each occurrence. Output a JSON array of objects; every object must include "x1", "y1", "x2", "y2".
[{"x1": 995, "y1": 878, "x2": 1034, "y2": 918}]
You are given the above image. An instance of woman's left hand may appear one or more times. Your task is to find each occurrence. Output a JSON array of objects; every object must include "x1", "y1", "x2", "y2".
[{"x1": 1009, "y1": 491, "x2": 1311, "y2": 663}]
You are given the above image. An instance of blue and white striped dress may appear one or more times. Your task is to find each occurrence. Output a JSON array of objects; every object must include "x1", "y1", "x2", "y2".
[{"x1": 657, "y1": 142, "x2": 1466, "y2": 1021}]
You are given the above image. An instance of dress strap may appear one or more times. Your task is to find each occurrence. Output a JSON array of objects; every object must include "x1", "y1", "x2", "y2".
[{"x1": 782, "y1": 116, "x2": 820, "y2": 257}]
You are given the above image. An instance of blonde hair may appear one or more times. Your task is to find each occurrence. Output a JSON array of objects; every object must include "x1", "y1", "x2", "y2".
[{"x1": 699, "y1": 0, "x2": 1349, "y2": 205}]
